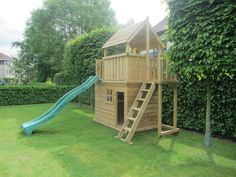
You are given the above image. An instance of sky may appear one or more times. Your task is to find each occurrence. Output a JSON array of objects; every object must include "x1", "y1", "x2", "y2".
[{"x1": 0, "y1": 0, "x2": 168, "y2": 56}]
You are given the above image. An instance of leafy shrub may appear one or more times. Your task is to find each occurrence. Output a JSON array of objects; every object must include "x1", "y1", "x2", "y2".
[
  {"x1": 166, "y1": 0, "x2": 236, "y2": 77},
  {"x1": 55, "y1": 27, "x2": 115, "y2": 85},
  {"x1": 0, "y1": 85, "x2": 93, "y2": 106},
  {"x1": 53, "y1": 72, "x2": 73, "y2": 85}
]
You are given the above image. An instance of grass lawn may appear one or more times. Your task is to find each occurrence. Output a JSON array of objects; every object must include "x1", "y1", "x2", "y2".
[{"x1": 0, "y1": 103, "x2": 235, "y2": 177}]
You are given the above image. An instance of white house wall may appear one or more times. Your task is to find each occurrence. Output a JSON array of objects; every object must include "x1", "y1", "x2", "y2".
[{"x1": 0, "y1": 59, "x2": 14, "y2": 78}]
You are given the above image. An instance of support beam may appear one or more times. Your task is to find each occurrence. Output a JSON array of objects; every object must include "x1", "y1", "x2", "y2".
[
  {"x1": 104, "y1": 48, "x2": 108, "y2": 57},
  {"x1": 126, "y1": 43, "x2": 130, "y2": 54},
  {"x1": 157, "y1": 46, "x2": 162, "y2": 81},
  {"x1": 161, "y1": 128, "x2": 180, "y2": 136},
  {"x1": 157, "y1": 84, "x2": 163, "y2": 137},
  {"x1": 146, "y1": 17, "x2": 150, "y2": 81}
]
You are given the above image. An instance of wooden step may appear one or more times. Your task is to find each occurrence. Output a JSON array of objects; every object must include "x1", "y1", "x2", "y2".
[
  {"x1": 128, "y1": 117, "x2": 136, "y2": 121},
  {"x1": 132, "y1": 108, "x2": 140, "y2": 111},
  {"x1": 123, "y1": 127, "x2": 131, "y2": 132},
  {"x1": 142, "y1": 89, "x2": 149, "y2": 92},
  {"x1": 137, "y1": 98, "x2": 145, "y2": 101}
]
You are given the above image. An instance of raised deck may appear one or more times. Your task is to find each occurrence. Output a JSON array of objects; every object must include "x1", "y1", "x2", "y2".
[{"x1": 96, "y1": 53, "x2": 177, "y2": 83}]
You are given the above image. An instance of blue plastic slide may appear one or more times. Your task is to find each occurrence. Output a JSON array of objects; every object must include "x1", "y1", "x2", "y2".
[{"x1": 22, "y1": 76, "x2": 100, "y2": 135}]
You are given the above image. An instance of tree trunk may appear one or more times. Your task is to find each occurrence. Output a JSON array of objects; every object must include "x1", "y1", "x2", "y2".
[{"x1": 204, "y1": 77, "x2": 211, "y2": 147}]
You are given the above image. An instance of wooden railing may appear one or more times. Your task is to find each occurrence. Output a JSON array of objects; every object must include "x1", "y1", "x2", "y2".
[{"x1": 96, "y1": 54, "x2": 176, "y2": 82}]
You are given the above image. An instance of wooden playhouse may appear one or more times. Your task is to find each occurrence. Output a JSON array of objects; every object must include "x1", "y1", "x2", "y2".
[{"x1": 95, "y1": 18, "x2": 179, "y2": 144}]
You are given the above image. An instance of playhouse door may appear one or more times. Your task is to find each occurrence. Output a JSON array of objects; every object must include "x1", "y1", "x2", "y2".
[{"x1": 117, "y1": 92, "x2": 124, "y2": 125}]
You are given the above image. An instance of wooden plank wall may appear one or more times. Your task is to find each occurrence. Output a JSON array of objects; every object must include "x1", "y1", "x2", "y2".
[
  {"x1": 99, "y1": 55, "x2": 176, "y2": 82},
  {"x1": 95, "y1": 83, "x2": 127, "y2": 127},
  {"x1": 126, "y1": 84, "x2": 158, "y2": 130},
  {"x1": 95, "y1": 82, "x2": 158, "y2": 131},
  {"x1": 102, "y1": 56, "x2": 127, "y2": 81},
  {"x1": 127, "y1": 56, "x2": 146, "y2": 81}
]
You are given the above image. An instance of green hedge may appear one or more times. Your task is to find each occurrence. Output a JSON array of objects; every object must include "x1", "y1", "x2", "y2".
[
  {"x1": 56, "y1": 27, "x2": 115, "y2": 85},
  {"x1": 163, "y1": 76, "x2": 236, "y2": 139},
  {"x1": 0, "y1": 85, "x2": 93, "y2": 106}
]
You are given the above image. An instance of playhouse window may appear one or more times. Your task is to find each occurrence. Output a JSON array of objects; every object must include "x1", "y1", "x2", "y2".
[{"x1": 106, "y1": 89, "x2": 113, "y2": 103}]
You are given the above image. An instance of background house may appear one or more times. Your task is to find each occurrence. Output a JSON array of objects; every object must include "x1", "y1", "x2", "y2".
[
  {"x1": 153, "y1": 17, "x2": 173, "y2": 50},
  {"x1": 0, "y1": 52, "x2": 14, "y2": 78},
  {"x1": 153, "y1": 17, "x2": 167, "y2": 37}
]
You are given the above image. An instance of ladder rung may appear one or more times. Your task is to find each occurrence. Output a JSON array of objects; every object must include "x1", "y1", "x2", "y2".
[
  {"x1": 137, "y1": 98, "x2": 145, "y2": 101},
  {"x1": 142, "y1": 89, "x2": 149, "y2": 92},
  {"x1": 132, "y1": 108, "x2": 140, "y2": 111},
  {"x1": 128, "y1": 117, "x2": 136, "y2": 121},
  {"x1": 123, "y1": 127, "x2": 131, "y2": 132}
]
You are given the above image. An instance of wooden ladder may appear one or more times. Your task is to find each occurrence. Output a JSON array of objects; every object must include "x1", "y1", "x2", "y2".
[{"x1": 117, "y1": 82, "x2": 156, "y2": 144}]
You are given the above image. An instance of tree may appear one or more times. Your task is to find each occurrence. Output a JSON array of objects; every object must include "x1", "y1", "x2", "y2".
[
  {"x1": 13, "y1": 0, "x2": 116, "y2": 82},
  {"x1": 166, "y1": 0, "x2": 236, "y2": 146},
  {"x1": 12, "y1": 41, "x2": 36, "y2": 83}
]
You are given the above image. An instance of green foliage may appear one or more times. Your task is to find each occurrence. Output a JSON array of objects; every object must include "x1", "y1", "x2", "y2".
[
  {"x1": 54, "y1": 72, "x2": 72, "y2": 85},
  {"x1": 0, "y1": 85, "x2": 92, "y2": 106},
  {"x1": 166, "y1": 0, "x2": 236, "y2": 145},
  {"x1": 13, "y1": 0, "x2": 116, "y2": 82},
  {"x1": 11, "y1": 47, "x2": 37, "y2": 84},
  {"x1": 162, "y1": 76, "x2": 236, "y2": 139},
  {"x1": 0, "y1": 85, "x2": 70, "y2": 106},
  {"x1": 59, "y1": 27, "x2": 115, "y2": 85},
  {"x1": 166, "y1": 0, "x2": 236, "y2": 78}
]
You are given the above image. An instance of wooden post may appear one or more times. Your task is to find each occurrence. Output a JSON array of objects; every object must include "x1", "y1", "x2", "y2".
[
  {"x1": 104, "y1": 48, "x2": 108, "y2": 57},
  {"x1": 126, "y1": 43, "x2": 130, "y2": 54},
  {"x1": 146, "y1": 17, "x2": 150, "y2": 81},
  {"x1": 90, "y1": 86, "x2": 95, "y2": 111},
  {"x1": 126, "y1": 43, "x2": 130, "y2": 81},
  {"x1": 157, "y1": 46, "x2": 162, "y2": 81},
  {"x1": 173, "y1": 84, "x2": 177, "y2": 128},
  {"x1": 158, "y1": 84, "x2": 162, "y2": 136}
]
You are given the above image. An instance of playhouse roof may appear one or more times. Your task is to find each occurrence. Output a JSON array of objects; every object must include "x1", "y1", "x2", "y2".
[
  {"x1": 102, "y1": 21, "x2": 145, "y2": 49},
  {"x1": 102, "y1": 20, "x2": 162, "y2": 50}
]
